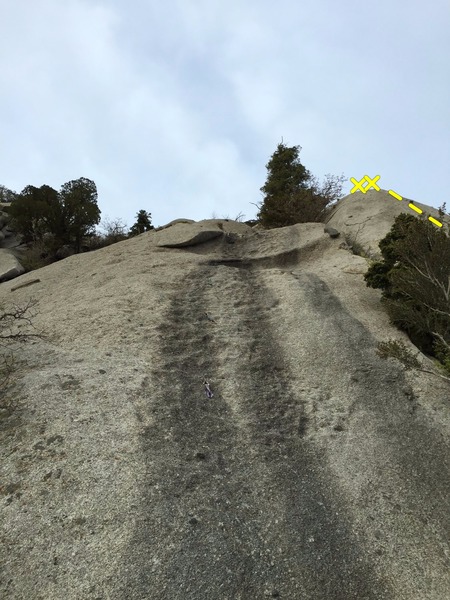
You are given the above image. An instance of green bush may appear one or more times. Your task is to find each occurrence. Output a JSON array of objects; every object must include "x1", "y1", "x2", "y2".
[
  {"x1": 255, "y1": 142, "x2": 345, "y2": 229},
  {"x1": 7, "y1": 179, "x2": 101, "y2": 251},
  {"x1": 365, "y1": 212, "x2": 450, "y2": 374}
]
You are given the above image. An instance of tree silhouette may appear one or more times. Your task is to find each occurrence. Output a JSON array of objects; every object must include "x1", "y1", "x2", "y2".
[
  {"x1": 0, "y1": 184, "x2": 18, "y2": 203},
  {"x1": 59, "y1": 178, "x2": 101, "y2": 252},
  {"x1": 255, "y1": 142, "x2": 344, "y2": 228},
  {"x1": 129, "y1": 210, "x2": 154, "y2": 236},
  {"x1": 8, "y1": 185, "x2": 59, "y2": 244}
]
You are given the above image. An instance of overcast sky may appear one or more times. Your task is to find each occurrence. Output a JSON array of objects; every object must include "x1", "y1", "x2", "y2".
[{"x1": 1, "y1": 0, "x2": 449, "y2": 230}]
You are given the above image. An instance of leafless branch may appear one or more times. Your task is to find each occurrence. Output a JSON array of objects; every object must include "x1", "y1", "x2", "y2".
[
  {"x1": 0, "y1": 297, "x2": 47, "y2": 346},
  {"x1": 416, "y1": 367, "x2": 450, "y2": 382},
  {"x1": 431, "y1": 331, "x2": 450, "y2": 353},
  {"x1": 233, "y1": 211, "x2": 245, "y2": 222}
]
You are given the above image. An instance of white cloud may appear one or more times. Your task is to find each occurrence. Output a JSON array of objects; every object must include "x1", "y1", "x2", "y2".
[{"x1": 0, "y1": 0, "x2": 449, "y2": 227}]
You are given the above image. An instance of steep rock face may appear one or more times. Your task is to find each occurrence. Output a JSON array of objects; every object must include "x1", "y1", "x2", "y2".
[
  {"x1": 0, "y1": 205, "x2": 449, "y2": 599},
  {"x1": 325, "y1": 189, "x2": 450, "y2": 258}
]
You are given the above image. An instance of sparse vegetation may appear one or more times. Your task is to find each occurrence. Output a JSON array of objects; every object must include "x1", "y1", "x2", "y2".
[
  {"x1": 0, "y1": 298, "x2": 46, "y2": 416},
  {"x1": 344, "y1": 223, "x2": 371, "y2": 259},
  {"x1": 376, "y1": 339, "x2": 422, "y2": 370},
  {"x1": 98, "y1": 216, "x2": 129, "y2": 244},
  {"x1": 345, "y1": 234, "x2": 368, "y2": 258},
  {"x1": 0, "y1": 298, "x2": 44, "y2": 345},
  {"x1": 438, "y1": 202, "x2": 447, "y2": 220},
  {"x1": 209, "y1": 211, "x2": 247, "y2": 222},
  {"x1": 376, "y1": 338, "x2": 450, "y2": 381}
]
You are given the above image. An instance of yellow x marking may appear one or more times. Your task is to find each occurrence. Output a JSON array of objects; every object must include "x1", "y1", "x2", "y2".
[
  {"x1": 349, "y1": 176, "x2": 444, "y2": 229},
  {"x1": 350, "y1": 175, "x2": 381, "y2": 194}
]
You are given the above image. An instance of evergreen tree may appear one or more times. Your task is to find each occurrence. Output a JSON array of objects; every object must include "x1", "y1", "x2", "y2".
[
  {"x1": 7, "y1": 178, "x2": 101, "y2": 256},
  {"x1": 257, "y1": 142, "x2": 344, "y2": 228},
  {"x1": 364, "y1": 212, "x2": 450, "y2": 365},
  {"x1": 258, "y1": 142, "x2": 310, "y2": 228},
  {"x1": 8, "y1": 185, "x2": 59, "y2": 243},
  {"x1": 59, "y1": 178, "x2": 101, "y2": 252},
  {"x1": 129, "y1": 210, "x2": 154, "y2": 236}
]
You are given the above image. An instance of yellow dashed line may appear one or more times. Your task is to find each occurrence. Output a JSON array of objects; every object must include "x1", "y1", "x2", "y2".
[
  {"x1": 409, "y1": 203, "x2": 423, "y2": 215},
  {"x1": 389, "y1": 190, "x2": 402, "y2": 201},
  {"x1": 350, "y1": 176, "x2": 444, "y2": 229},
  {"x1": 428, "y1": 216, "x2": 443, "y2": 228}
]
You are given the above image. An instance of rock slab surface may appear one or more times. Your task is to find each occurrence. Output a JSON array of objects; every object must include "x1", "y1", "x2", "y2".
[{"x1": 0, "y1": 206, "x2": 449, "y2": 600}]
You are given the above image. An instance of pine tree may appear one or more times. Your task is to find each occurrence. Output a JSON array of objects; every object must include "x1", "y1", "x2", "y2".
[
  {"x1": 59, "y1": 178, "x2": 101, "y2": 252},
  {"x1": 256, "y1": 142, "x2": 344, "y2": 228},
  {"x1": 129, "y1": 210, "x2": 154, "y2": 236},
  {"x1": 257, "y1": 142, "x2": 311, "y2": 228}
]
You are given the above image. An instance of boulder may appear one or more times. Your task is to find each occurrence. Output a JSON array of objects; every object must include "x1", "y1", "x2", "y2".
[
  {"x1": 154, "y1": 219, "x2": 252, "y2": 248},
  {"x1": 342, "y1": 265, "x2": 368, "y2": 274},
  {"x1": 324, "y1": 189, "x2": 450, "y2": 259},
  {"x1": 324, "y1": 225, "x2": 340, "y2": 238},
  {"x1": 0, "y1": 249, "x2": 25, "y2": 283},
  {"x1": 155, "y1": 223, "x2": 223, "y2": 248},
  {"x1": 154, "y1": 219, "x2": 196, "y2": 232},
  {"x1": 0, "y1": 218, "x2": 23, "y2": 249}
]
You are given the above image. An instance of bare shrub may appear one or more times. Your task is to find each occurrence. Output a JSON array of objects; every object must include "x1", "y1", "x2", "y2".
[{"x1": 0, "y1": 298, "x2": 47, "y2": 414}]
